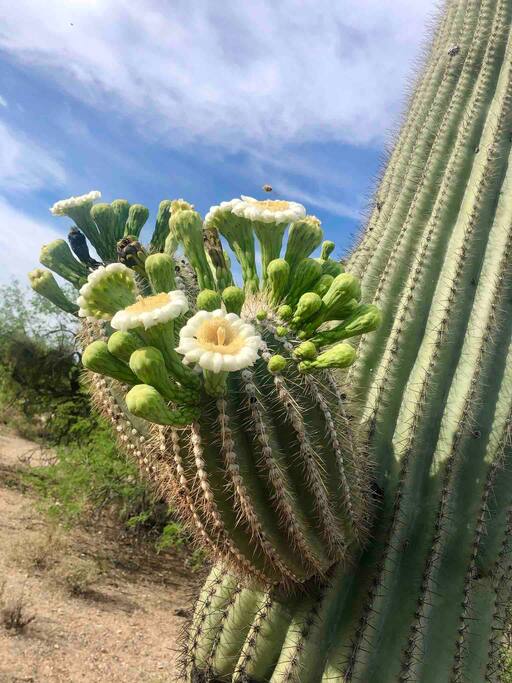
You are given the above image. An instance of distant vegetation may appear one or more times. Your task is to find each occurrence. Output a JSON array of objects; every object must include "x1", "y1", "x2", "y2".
[{"x1": 0, "y1": 281, "x2": 186, "y2": 551}]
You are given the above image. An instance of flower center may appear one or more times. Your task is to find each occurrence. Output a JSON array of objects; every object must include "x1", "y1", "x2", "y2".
[
  {"x1": 247, "y1": 199, "x2": 290, "y2": 212},
  {"x1": 125, "y1": 293, "x2": 170, "y2": 314},
  {"x1": 197, "y1": 319, "x2": 245, "y2": 354}
]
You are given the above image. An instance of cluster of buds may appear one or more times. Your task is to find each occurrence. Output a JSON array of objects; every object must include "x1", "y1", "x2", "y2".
[{"x1": 29, "y1": 190, "x2": 381, "y2": 428}]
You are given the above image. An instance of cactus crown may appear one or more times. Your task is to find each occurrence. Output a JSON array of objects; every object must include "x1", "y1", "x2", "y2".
[{"x1": 30, "y1": 190, "x2": 380, "y2": 585}]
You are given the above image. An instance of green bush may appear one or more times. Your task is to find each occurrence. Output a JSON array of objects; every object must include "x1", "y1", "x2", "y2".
[{"x1": 0, "y1": 281, "x2": 186, "y2": 551}]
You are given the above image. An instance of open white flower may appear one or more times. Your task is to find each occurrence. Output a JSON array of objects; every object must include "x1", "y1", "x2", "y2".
[
  {"x1": 50, "y1": 191, "x2": 101, "y2": 216},
  {"x1": 77, "y1": 263, "x2": 137, "y2": 320},
  {"x1": 232, "y1": 196, "x2": 305, "y2": 225},
  {"x1": 111, "y1": 290, "x2": 189, "y2": 331},
  {"x1": 176, "y1": 309, "x2": 261, "y2": 373},
  {"x1": 204, "y1": 198, "x2": 243, "y2": 229}
]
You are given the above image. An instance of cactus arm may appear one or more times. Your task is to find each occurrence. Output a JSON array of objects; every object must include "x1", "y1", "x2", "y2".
[
  {"x1": 210, "y1": 586, "x2": 262, "y2": 678},
  {"x1": 349, "y1": 0, "x2": 465, "y2": 278},
  {"x1": 232, "y1": 593, "x2": 293, "y2": 683},
  {"x1": 353, "y1": 0, "x2": 500, "y2": 404},
  {"x1": 350, "y1": 0, "x2": 472, "y2": 284},
  {"x1": 187, "y1": 568, "x2": 240, "y2": 674}
]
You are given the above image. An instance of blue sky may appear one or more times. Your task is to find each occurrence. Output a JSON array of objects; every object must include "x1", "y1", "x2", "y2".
[{"x1": 0, "y1": 0, "x2": 434, "y2": 286}]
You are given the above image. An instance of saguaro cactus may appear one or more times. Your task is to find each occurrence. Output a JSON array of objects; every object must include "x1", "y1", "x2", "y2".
[
  {"x1": 182, "y1": 1, "x2": 512, "y2": 681},
  {"x1": 28, "y1": 0, "x2": 512, "y2": 678}
]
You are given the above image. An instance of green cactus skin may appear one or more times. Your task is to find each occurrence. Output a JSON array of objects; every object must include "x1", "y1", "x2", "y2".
[
  {"x1": 185, "y1": 2, "x2": 512, "y2": 681},
  {"x1": 155, "y1": 347, "x2": 371, "y2": 584}
]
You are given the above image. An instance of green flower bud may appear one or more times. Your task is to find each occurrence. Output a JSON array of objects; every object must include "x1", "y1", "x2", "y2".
[
  {"x1": 275, "y1": 326, "x2": 288, "y2": 338},
  {"x1": 40, "y1": 239, "x2": 89, "y2": 289},
  {"x1": 107, "y1": 330, "x2": 144, "y2": 363},
  {"x1": 203, "y1": 226, "x2": 234, "y2": 291},
  {"x1": 125, "y1": 204, "x2": 149, "y2": 238},
  {"x1": 320, "y1": 241, "x2": 335, "y2": 259},
  {"x1": 277, "y1": 304, "x2": 293, "y2": 321},
  {"x1": 310, "y1": 304, "x2": 382, "y2": 347},
  {"x1": 110, "y1": 199, "x2": 130, "y2": 240},
  {"x1": 284, "y1": 216, "x2": 323, "y2": 270},
  {"x1": 293, "y1": 341, "x2": 317, "y2": 361},
  {"x1": 150, "y1": 200, "x2": 173, "y2": 253},
  {"x1": 170, "y1": 210, "x2": 215, "y2": 290},
  {"x1": 292, "y1": 292, "x2": 323, "y2": 327},
  {"x1": 117, "y1": 236, "x2": 147, "y2": 278},
  {"x1": 266, "y1": 258, "x2": 290, "y2": 306},
  {"x1": 319, "y1": 258, "x2": 344, "y2": 278},
  {"x1": 256, "y1": 309, "x2": 268, "y2": 321},
  {"x1": 83, "y1": 340, "x2": 138, "y2": 384},
  {"x1": 285, "y1": 258, "x2": 323, "y2": 307},
  {"x1": 145, "y1": 253, "x2": 176, "y2": 294},
  {"x1": 312, "y1": 274, "x2": 334, "y2": 298},
  {"x1": 222, "y1": 286, "x2": 245, "y2": 315},
  {"x1": 91, "y1": 203, "x2": 117, "y2": 260},
  {"x1": 197, "y1": 289, "x2": 222, "y2": 312},
  {"x1": 298, "y1": 342, "x2": 356, "y2": 373},
  {"x1": 129, "y1": 347, "x2": 198, "y2": 404},
  {"x1": 125, "y1": 384, "x2": 199, "y2": 426},
  {"x1": 322, "y1": 273, "x2": 361, "y2": 313},
  {"x1": 267, "y1": 354, "x2": 287, "y2": 373},
  {"x1": 28, "y1": 268, "x2": 79, "y2": 315}
]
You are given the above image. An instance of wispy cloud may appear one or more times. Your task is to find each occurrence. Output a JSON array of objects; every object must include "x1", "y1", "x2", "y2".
[
  {"x1": 0, "y1": 0, "x2": 434, "y2": 150},
  {"x1": 0, "y1": 120, "x2": 66, "y2": 191},
  {"x1": 0, "y1": 196, "x2": 62, "y2": 284},
  {"x1": 0, "y1": 95, "x2": 7, "y2": 107},
  {"x1": 273, "y1": 180, "x2": 361, "y2": 220}
]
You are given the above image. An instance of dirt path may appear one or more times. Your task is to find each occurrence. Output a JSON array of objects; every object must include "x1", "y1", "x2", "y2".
[{"x1": 0, "y1": 429, "x2": 202, "y2": 683}]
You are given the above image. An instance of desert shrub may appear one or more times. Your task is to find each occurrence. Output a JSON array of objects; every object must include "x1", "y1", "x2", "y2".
[{"x1": 51, "y1": 557, "x2": 101, "y2": 596}]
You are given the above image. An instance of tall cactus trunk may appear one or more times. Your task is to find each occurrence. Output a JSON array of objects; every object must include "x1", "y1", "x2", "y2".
[{"x1": 187, "y1": 1, "x2": 512, "y2": 680}]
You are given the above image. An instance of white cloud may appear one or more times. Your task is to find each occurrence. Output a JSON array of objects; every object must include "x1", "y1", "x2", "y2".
[
  {"x1": 0, "y1": 0, "x2": 434, "y2": 150},
  {"x1": 0, "y1": 120, "x2": 66, "y2": 191},
  {"x1": 0, "y1": 95, "x2": 7, "y2": 107},
  {"x1": 0, "y1": 196, "x2": 62, "y2": 285}
]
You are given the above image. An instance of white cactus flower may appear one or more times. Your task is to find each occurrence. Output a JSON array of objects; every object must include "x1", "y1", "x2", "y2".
[
  {"x1": 111, "y1": 290, "x2": 189, "y2": 331},
  {"x1": 204, "y1": 199, "x2": 243, "y2": 228},
  {"x1": 78, "y1": 263, "x2": 137, "y2": 320},
  {"x1": 232, "y1": 196, "x2": 306, "y2": 224},
  {"x1": 176, "y1": 309, "x2": 261, "y2": 373},
  {"x1": 50, "y1": 190, "x2": 101, "y2": 216}
]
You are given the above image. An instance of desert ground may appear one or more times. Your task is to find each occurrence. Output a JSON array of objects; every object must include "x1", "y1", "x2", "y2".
[{"x1": 0, "y1": 428, "x2": 201, "y2": 683}]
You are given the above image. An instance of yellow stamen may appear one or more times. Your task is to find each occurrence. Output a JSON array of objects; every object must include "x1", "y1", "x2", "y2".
[
  {"x1": 247, "y1": 199, "x2": 290, "y2": 212},
  {"x1": 124, "y1": 292, "x2": 169, "y2": 314},
  {"x1": 197, "y1": 319, "x2": 244, "y2": 355},
  {"x1": 217, "y1": 326, "x2": 226, "y2": 346}
]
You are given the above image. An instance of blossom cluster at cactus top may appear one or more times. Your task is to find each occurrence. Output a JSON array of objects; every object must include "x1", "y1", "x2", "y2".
[{"x1": 29, "y1": 189, "x2": 381, "y2": 427}]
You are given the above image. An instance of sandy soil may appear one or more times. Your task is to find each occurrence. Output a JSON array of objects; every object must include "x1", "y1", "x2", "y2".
[{"x1": 0, "y1": 429, "x2": 202, "y2": 683}]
